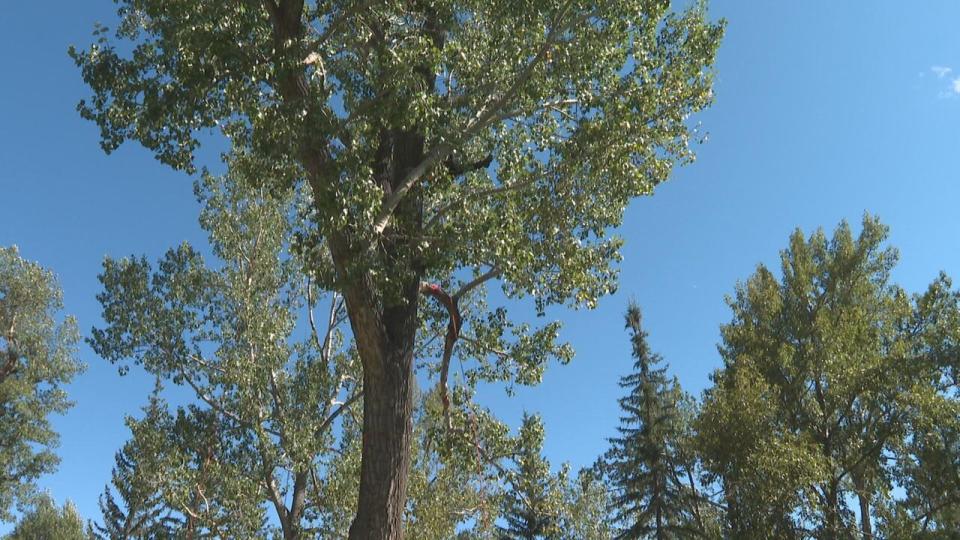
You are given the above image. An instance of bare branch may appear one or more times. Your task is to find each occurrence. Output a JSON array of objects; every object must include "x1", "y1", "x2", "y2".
[
  {"x1": 264, "y1": 465, "x2": 290, "y2": 530},
  {"x1": 188, "y1": 353, "x2": 226, "y2": 375},
  {"x1": 453, "y1": 267, "x2": 503, "y2": 300},
  {"x1": 323, "y1": 293, "x2": 343, "y2": 363},
  {"x1": 316, "y1": 391, "x2": 363, "y2": 436},
  {"x1": 267, "y1": 369, "x2": 290, "y2": 440},
  {"x1": 419, "y1": 282, "x2": 462, "y2": 427},
  {"x1": 306, "y1": 277, "x2": 324, "y2": 351},
  {"x1": 372, "y1": 142, "x2": 454, "y2": 234}
]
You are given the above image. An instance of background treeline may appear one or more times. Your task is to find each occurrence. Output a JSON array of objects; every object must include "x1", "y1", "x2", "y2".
[{"x1": 3, "y1": 205, "x2": 958, "y2": 538}]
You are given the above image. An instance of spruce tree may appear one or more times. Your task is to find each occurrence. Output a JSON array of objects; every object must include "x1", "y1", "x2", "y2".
[
  {"x1": 604, "y1": 303, "x2": 698, "y2": 539},
  {"x1": 92, "y1": 386, "x2": 178, "y2": 540},
  {"x1": 498, "y1": 414, "x2": 566, "y2": 540}
]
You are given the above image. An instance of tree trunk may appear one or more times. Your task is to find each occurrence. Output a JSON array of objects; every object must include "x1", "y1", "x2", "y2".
[
  {"x1": 336, "y1": 125, "x2": 424, "y2": 537},
  {"x1": 265, "y1": 2, "x2": 428, "y2": 537},
  {"x1": 857, "y1": 493, "x2": 872, "y2": 539},
  {"x1": 310, "y1": 206, "x2": 420, "y2": 540},
  {"x1": 824, "y1": 478, "x2": 842, "y2": 539},
  {"x1": 852, "y1": 473, "x2": 872, "y2": 539},
  {"x1": 346, "y1": 295, "x2": 418, "y2": 540}
]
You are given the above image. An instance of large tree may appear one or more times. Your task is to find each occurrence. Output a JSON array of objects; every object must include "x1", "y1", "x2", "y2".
[
  {"x1": 72, "y1": 1, "x2": 723, "y2": 536},
  {"x1": 876, "y1": 274, "x2": 960, "y2": 538},
  {"x1": 0, "y1": 247, "x2": 83, "y2": 521},
  {"x1": 91, "y1": 173, "x2": 356, "y2": 539},
  {"x1": 697, "y1": 216, "x2": 960, "y2": 539}
]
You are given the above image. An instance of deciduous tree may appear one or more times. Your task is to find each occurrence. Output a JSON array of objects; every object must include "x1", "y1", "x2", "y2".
[
  {"x1": 697, "y1": 216, "x2": 960, "y2": 539},
  {"x1": 0, "y1": 246, "x2": 82, "y2": 521},
  {"x1": 4, "y1": 495, "x2": 91, "y2": 540},
  {"x1": 90, "y1": 174, "x2": 500, "y2": 538},
  {"x1": 562, "y1": 468, "x2": 614, "y2": 540},
  {"x1": 72, "y1": 2, "x2": 723, "y2": 536}
]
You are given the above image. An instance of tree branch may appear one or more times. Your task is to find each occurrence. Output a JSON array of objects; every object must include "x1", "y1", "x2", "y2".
[
  {"x1": 371, "y1": 0, "x2": 580, "y2": 234},
  {"x1": 453, "y1": 267, "x2": 503, "y2": 300},
  {"x1": 444, "y1": 154, "x2": 493, "y2": 177},
  {"x1": 316, "y1": 390, "x2": 363, "y2": 436},
  {"x1": 424, "y1": 176, "x2": 538, "y2": 231},
  {"x1": 176, "y1": 364, "x2": 281, "y2": 437},
  {"x1": 419, "y1": 282, "x2": 462, "y2": 427}
]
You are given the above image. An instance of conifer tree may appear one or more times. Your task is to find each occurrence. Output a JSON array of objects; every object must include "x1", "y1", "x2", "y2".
[
  {"x1": 93, "y1": 448, "x2": 176, "y2": 540},
  {"x1": 498, "y1": 414, "x2": 566, "y2": 540},
  {"x1": 604, "y1": 303, "x2": 702, "y2": 539},
  {"x1": 92, "y1": 386, "x2": 179, "y2": 540}
]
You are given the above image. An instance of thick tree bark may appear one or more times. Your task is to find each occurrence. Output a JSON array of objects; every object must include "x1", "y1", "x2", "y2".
[
  {"x1": 314, "y1": 234, "x2": 420, "y2": 540},
  {"x1": 332, "y1": 269, "x2": 419, "y2": 540},
  {"x1": 348, "y1": 335, "x2": 416, "y2": 538},
  {"x1": 331, "y1": 128, "x2": 425, "y2": 539}
]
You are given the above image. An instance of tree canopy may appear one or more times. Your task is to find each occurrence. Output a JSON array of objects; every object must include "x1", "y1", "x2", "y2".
[
  {"x1": 0, "y1": 247, "x2": 83, "y2": 521},
  {"x1": 72, "y1": 1, "x2": 724, "y2": 537},
  {"x1": 4, "y1": 495, "x2": 91, "y2": 540},
  {"x1": 698, "y1": 215, "x2": 960, "y2": 538}
]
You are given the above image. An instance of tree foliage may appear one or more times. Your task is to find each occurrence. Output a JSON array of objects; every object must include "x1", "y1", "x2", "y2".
[
  {"x1": 697, "y1": 215, "x2": 960, "y2": 539},
  {"x1": 561, "y1": 468, "x2": 614, "y2": 540},
  {"x1": 497, "y1": 413, "x2": 567, "y2": 540},
  {"x1": 72, "y1": 1, "x2": 723, "y2": 535},
  {"x1": 0, "y1": 247, "x2": 83, "y2": 522},
  {"x1": 603, "y1": 303, "x2": 711, "y2": 539},
  {"x1": 4, "y1": 495, "x2": 91, "y2": 540},
  {"x1": 90, "y1": 173, "x2": 356, "y2": 539},
  {"x1": 92, "y1": 385, "x2": 197, "y2": 540},
  {"x1": 88, "y1": 173, "x2": 506, "y2": 538}
]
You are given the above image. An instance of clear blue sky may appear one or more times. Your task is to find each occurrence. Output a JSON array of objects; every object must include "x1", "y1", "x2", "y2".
[{"x1": 1, "y1": 0, "x2": 959, "y2": 529}]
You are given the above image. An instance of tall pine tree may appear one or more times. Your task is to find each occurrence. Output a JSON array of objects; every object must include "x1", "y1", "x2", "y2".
[{"x1": 604, "y1": 303, "x2": 703, "y2": 539}]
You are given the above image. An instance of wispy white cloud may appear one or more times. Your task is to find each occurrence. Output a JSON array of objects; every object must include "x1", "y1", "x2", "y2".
[
  {"x1": 953, "y1": 78, "x2": 960, "y2": 94},
  {"x1": 932, "y1": 65, "x2": 953, "y2": 78}
]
